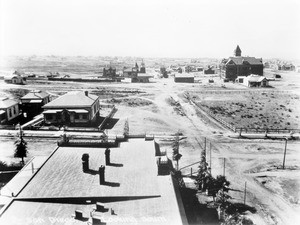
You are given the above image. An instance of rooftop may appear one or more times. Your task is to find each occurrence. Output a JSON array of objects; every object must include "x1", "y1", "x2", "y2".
[
  {"x1": 227, "y1": 57, "x2": 263, "y2": 65},
  {"x1": 175, "y1": 74, "x2": 195, "y2": 78},
  {"x1": 21, "y1": 90, "x2": 50, "y2": 100},
  {"x1": 246, "y1": 74, "x2": 267, "y2": 82},
  {"x1": 43, "y1": 91, "x2": 98, "y2": 109},
  {"x1": 0, "y1": 139, "x2": 186, "y2": 225},
  {"x1": 0, "y1": 98, "x2": 18, "y2": 109}
]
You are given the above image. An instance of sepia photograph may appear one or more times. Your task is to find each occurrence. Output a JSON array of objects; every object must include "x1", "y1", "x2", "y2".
[{"x1": 0, "y1": 0, "x2": 299, "y2": 224}]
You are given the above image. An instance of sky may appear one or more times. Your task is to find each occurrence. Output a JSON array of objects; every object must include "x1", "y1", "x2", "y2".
[{"x1": 0, "y1": 0, "x2": 300, "y2": 60}]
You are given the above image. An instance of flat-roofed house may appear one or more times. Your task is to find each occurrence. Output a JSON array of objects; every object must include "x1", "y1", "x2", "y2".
[
  {"x1": 0, "y1": 139, "x2": 187, "y2": 225},
  {"x1": 42, "y1": 91, "x2": 100, "y2": 126},
  {"x1": 21, "y1": 90, "x2": 51, "y2": 117},
  {"x1": 0, "y1": 98, "x2": 20, "y2": 124},
  {"x1": 174, "y1": 74, "x2": 194, "y2": 83}
]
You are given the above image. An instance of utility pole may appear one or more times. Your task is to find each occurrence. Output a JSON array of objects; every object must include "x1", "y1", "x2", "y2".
[
  {"x1": 204, "y1": 137, "x2": 206, "y2": 156},
  {"x1": 283, "y1": 138, "x2": 288, "y2": 169},
  {"x1": 223, "y1": 158, "x2": 226, "y2": 176},
  {"x1": 209, "y1": 142, "x2": 212, "y2": 171},
  {"x1": 244, "y1": 181, "x2": 247, "y2": 205}
]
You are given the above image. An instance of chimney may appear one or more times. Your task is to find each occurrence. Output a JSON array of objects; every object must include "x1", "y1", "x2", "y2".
[
  {"x1": 95, "y1": 202, "x2": 105, "y2": 212},
  {"x1": 105, "y1": 148, "x2": 110, "y2": 165},
  {"x1": 82, "y1": 154, "x2": 89, "y2": 172},
  {"x1": 75, "y1": 210, "x2": 83, "y2": 220},
  {"x1": 85, "y1": 91, "x2": 88, "y2": 96},
  {"x1": 99, "y1": 165, "x2": 105, "y2": 184},
  {"x1": 92, "y1": 216, "x2": 102, "y2": 225}
]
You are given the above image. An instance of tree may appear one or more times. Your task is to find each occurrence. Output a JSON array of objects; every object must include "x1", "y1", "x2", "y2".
[
  {"x1": 209, "y1": 175, "x2": 230, "y2": 200},
  {"x1": 14, "y1": 136, "x2": 28, "y2": 165},
  {"x1": 195, "y1": 147, "x2": 209, "y2": 191},
  {"x1": 172, "y1": 131, "x2": 182, "y2": 170},
  {"x1": 14, "y1": 126, "x2": 28, "y2": 165},
  {"x1": 123, "y1": 119, "x2": 129, "y2": 137}
]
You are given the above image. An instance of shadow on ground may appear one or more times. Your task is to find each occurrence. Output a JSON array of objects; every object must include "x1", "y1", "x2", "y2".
[{"x1": 180, "y1": 187, "x2": 219, "y2": 225}]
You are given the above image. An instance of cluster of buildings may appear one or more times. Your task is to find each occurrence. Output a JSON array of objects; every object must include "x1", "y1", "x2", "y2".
[
  {"x1": 0, "y1": 90, "x2": 101, "y2": 127},
  {"x1": 102, "y1": 60, "x2": 152, "y2": 83},
  {"x1": 0, "y1": 90, "x2": 51, "y2": 125}
]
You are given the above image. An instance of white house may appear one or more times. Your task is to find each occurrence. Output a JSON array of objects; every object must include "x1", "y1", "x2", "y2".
[
  {"x1": 236, "y1": 74, "x2": 269, "y2": 88},
  {"x1": 0, "y1": 98, "x2": 20, "y2": 124}
]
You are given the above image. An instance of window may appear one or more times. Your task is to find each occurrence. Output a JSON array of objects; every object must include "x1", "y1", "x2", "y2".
[
  {"x1": 46, "y1": 114, "x2": 53, "y2": 120},
  {"x1": 82, "y1": 114, "x2": 88, "y2": 120},
  {"x1": 13, "y1": 106, "x2": 17, "y2": 115},
  {"x1": 94, "y1": 104, "x2": 97, "y2": 113},
  {"x1": 8, "y1": 109, "x2": 11, "y2": 118},
  {"x1": 75, "y1": 114, "x2": 79, "y2": 119}
]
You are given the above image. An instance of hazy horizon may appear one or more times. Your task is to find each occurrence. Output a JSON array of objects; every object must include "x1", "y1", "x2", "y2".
[{"x1": 1, "y1": 0, "x2": 300, "y2": 61}]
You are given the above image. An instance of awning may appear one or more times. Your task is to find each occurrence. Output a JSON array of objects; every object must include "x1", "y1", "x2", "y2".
[
  {"x1": 43, "y1": 110, "x2": 63, "y2": 114},
  {"x1": 0, "y1": 110, "x2": 5, "y2": 115},
  {"x1": 69, "y1": 109, "x2": 89, "y2": 113},
  {"x1": 30, "y1": 99, "x2": 43, "y2": 103}
]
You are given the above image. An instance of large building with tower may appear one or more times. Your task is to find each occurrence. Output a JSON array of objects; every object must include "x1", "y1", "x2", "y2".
[{"x1": 220, "y1": 45, "x2": 264, "y2": 81}]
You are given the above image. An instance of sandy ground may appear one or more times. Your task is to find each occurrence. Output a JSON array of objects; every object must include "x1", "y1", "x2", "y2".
[{"x1": 0, "y1": 71, "x2": 300, "y2": 224}]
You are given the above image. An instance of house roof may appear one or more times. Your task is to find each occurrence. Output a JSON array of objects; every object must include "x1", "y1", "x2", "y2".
[
  {"x1": 246, "y1": 74, "x2": 267, "y2": 82},
  {"x1": 226, "y1": 57, "x2": 263, "y2": 65},
  {"x1": 21, "y1": 90, "x2": 50, "y2": 100},
  {"x1": 175, "y1": 74, "x2": 195, "y2": 78},
  {"x1": 43, "y1": 91, "x2": 98, "y2": 109},
  {"x1": 0, "y1": 139, "x2": 187, "y2": 225},
  {"x1": 0, "y1": 98, "x2": 18, "y2": 109}
]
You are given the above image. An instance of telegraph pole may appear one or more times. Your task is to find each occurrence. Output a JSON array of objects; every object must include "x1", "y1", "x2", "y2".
[
  {"x1": 282, "y1": 138, "x2": 288, "y2": 169},
  {"x1": 223, "y1": 158, "x2": 226, "y2": 176},
  {"x1": 244, "y1": 181, "x2": 247, "y2": 205},
  {"x1": 209, "y1": 142, "x2": 212, "y2": 170}
]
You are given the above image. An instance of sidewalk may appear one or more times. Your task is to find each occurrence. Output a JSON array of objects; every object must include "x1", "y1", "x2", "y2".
[{"x1": 0, "y1": 156, "x2": 48, "y2": 208}]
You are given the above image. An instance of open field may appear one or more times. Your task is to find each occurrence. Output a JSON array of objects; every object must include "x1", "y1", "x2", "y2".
[
  {"x1": 191, "y1": 90, "x2": 300, "y2": 130},
  {"x1": 0, "y1": 58, "x2": 300, "y2": 224}
]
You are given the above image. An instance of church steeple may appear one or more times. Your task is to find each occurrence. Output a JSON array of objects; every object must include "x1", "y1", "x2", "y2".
[{"x1": 234, "y1": 45, "x2": 242, "y2": 57}]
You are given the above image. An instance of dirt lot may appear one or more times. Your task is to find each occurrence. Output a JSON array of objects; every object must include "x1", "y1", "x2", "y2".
[
  {"x1": 191, "y1": 90, "x2": 300, "y2": 130},
  {"x1": 0, "y1": 69, "x2": 300, "y2": 224}
]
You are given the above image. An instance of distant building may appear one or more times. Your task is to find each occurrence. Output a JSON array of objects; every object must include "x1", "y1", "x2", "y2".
[
  {"x1": 103, "y1": 66, "x2": 116, "y2": 77},
  {"x1": 281, "y1": 63, "x2": 295, "y2": 71},
  {"x1": 220, "y1": 45, "x2": 263, "y2": 81},
  {"x1": 204, "y1": 66, "x2": 216, "y2": 74},
  {"x1": 0, "y1": 98, "x2": 20, "y2": 124},
  {"x1": 236, "y1": 74, "x2": 269, "y2": 87},
  {"x1": 42, "y1": 91, "x2": 100, "y2": 126},
  {"x1": 123, "y1": 67, "x2": 138, "y2": 78},
  {"x1": 21, "y1": 90, "x2": 51, "y2": 118},
  {"x1": 4, "y1": 71, "x2": 27, "y2": 85},
  {"x1": 140, "y1": 60, "x2": 146, "y2": 73},
  {"x1": 174, "y1": 74, "x2": 194, "y2": 83}
]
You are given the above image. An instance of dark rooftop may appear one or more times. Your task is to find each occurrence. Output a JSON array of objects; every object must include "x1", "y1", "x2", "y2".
[{"x1": 0, "y1": 139, "x2": 187, "y2": 225}]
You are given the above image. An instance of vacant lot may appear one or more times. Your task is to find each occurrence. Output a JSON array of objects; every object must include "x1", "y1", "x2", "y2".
[{"x1": 191, "y1": 90, "x2": 300, "y2": 130}]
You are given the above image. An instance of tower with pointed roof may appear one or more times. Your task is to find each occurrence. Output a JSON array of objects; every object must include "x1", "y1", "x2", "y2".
[
  {"x1": 140, "y1": 59, "x2": 146, "y2": 73},
  {"x1": 234, "y1": 45, "x2": 242, "y2": 57}
]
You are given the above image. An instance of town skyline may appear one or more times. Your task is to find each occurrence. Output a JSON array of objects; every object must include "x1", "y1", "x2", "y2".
[{"x1": 0, "y1": 0, "x2": 300, "y2": 61}]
